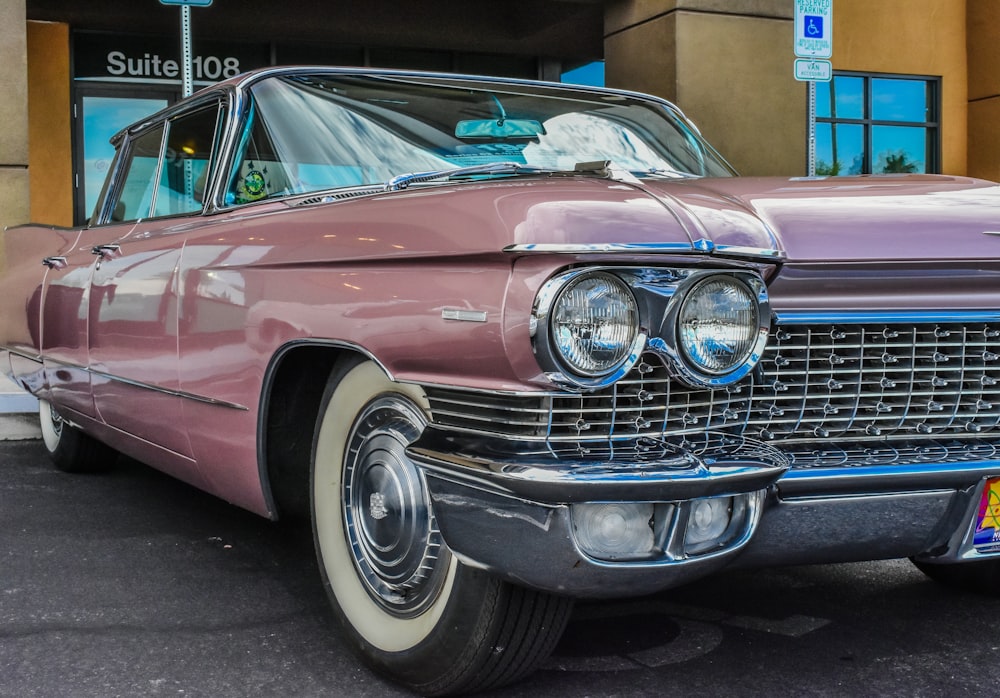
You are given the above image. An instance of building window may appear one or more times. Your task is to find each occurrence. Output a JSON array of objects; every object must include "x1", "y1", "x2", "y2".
[
  {"x1": 815, "y1": 72, "x2": 939, "y2": 175},
  {"x1": 561, "y1": 61, "x2": 605, "y2": 87}
]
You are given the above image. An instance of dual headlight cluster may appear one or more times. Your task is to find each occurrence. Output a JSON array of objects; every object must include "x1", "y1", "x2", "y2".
[{"x1": 532, "y1": 267, "x2": 770, "y2": 389}]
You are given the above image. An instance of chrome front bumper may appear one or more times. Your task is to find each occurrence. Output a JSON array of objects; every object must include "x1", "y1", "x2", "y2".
[{"x1": 408, "y1": 427, "x2": 1000, "y2": 598}]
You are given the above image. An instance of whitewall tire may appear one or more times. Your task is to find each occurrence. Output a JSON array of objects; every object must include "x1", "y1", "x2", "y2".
[
  {"x1": 38, "y1": 400, "x2": 115, "y2": 473},
  {"x1": 311, "y1": 359, "x2": 572, "y2": 695}
]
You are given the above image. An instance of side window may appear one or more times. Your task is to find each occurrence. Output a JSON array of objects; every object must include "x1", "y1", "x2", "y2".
[
  {"x1": 105, "y1": 103, "x2": 221, "y2": 224},
  {"x1": 111, "y1": 126, "x2": 164, "y2": 222},
  {"x1": 153, "y1": 107, "x2": 219, "y2": 217}
]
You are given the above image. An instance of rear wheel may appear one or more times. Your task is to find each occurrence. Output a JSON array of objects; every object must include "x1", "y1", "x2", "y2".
[
  {"x1": 911, "y1": 558, "x2": 1000, "y2": 595},
  {"x1": 39, "y1": 400, "x2": 116, "y2": 473},
  {"x1": 311, "y1": 359, "x2": 572, "y2": 696}
]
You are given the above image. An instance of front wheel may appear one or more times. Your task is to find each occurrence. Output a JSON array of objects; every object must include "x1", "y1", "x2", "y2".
[
  {"x1": 311, "y1": 359, "x2": 572, "y2": 696},
  {"x1": 38, "y1": 400, "x2": 116, "y2": 473},
  {"x1": 911, "y1": 557, "x2": 1000, "y2": 595}
]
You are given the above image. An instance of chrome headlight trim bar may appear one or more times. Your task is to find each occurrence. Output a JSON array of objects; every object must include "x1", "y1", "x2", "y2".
[{"x1": 505, "y1": 241, "x2": 787, "y2": 264}]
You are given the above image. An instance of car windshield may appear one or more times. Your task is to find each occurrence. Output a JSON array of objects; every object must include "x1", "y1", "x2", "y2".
[{"x1": 224, "y1": 72, "x2": 734, "y2": 205}]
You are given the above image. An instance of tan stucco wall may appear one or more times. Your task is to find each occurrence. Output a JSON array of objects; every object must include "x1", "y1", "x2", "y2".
[
  {"x1": 967, "y1": 0, "x2": 1000, "y2": 182},
  {"x1": 604, "y1": 0, "x2": 970, "y2": 177},
  {"x1": 27, "y1": 21, "x2": 73, "y2": 227},
  {"x1": 832, "y1": 0, "x2": 967, "y2": 175},
  {"x1": 0, "y1": 0, "x2": 30, "y2": 273}
]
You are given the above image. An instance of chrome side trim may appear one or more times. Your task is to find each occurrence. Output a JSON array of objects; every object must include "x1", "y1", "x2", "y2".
[
  {"x1": 86, "y1": 369, "x2": 249, "y2": 411},
  {"x1": 37, "y1": 356, "x2": 248, "y2": 411},
  {"x1": 775, "y1": 311, "x2": 1000, "y2": 325},
  {"x1": 504, "y1": 241, "x2": 786, "y2": 263},
  {"x1": 1, "y1": 345, "x2": 43, "y2": 364},
  {"x1": 776, "y1": 460, "x2": 1000, "y2": 497},
  {"x1": 506, "y1": 242, "x2": 697, "y2": 254}
]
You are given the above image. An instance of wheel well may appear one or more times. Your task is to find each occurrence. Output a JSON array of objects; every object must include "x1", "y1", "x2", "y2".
[{"x1": 262, "y1": 345, "x2": 353, "y2": 521}]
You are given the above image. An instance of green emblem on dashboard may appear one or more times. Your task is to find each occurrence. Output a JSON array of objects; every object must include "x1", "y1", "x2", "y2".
[{"x1": 244, "y1": 169, "x2": 266, "y2": 200}]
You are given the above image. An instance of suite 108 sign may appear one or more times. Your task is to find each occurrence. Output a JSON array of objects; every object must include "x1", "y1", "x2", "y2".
[{"x1": 106, "y1": 51, "x2": 241, "y2": 81}]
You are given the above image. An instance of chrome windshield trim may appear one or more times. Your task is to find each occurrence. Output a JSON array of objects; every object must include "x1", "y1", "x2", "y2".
[
  {"x1": 504, "y1": 242, "x2": 786, "y2": 263},
  {"x1": 774, "y1": 311, "x2": 1000, "y2": 325}
]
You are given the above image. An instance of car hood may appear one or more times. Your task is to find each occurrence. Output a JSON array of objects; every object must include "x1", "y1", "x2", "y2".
[{"x1": 644, "y1": 174, "x2": 1000, "y2": 264}]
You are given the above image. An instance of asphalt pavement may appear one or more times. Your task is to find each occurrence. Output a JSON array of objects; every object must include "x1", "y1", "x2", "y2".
[{"x1": 4, "y1": 438, "x2": 1000, "y2": 697}]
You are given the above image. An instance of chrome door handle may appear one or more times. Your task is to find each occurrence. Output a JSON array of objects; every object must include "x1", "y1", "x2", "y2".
[
  {"x1": 42, "y1": 256, "x2": 68, "y2": 270},
  {"x1": 91, "y1": 244, "x2": 121, "y2": 259}
]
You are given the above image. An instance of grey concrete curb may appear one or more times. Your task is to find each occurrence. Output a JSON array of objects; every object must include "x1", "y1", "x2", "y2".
[{"x1": 0, "y1": 414, "x2": 41, "y2": 441}]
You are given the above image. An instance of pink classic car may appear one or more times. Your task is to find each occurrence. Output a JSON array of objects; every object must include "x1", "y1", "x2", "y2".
[{"x1": 3, "y1": 66, "x2": 1000, "y2": 694}]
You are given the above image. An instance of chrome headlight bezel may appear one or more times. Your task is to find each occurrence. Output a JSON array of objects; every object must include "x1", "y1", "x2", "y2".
[
  {"x1": 531, "y1": 269, "x2": 646, "y2": 389},
  {"x1": 531, "y1": 267, "x2": 770, "y2": 391},
  {"x1": 655, "y1": 271, "x2": 771, "y2": 388}
]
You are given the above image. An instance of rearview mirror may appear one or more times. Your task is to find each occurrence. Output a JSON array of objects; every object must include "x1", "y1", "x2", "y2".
[{"x1": 455, "y1": 119, "x2": 545, "y2": 139}]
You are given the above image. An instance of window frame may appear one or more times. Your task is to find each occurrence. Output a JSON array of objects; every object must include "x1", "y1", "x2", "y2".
[{"x1": 814, "y1": 70, "x2": 941, "y2": 175}]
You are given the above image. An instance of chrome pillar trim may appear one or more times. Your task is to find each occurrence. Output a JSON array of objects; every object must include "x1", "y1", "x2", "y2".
[{"x1": 407, "y1": 428, "x2": 788, "y2": 504}]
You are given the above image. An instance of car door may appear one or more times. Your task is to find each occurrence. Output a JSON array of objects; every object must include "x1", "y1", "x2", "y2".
[{"x1": 89, "y1": 104, "x2": 221, "y2": 464}]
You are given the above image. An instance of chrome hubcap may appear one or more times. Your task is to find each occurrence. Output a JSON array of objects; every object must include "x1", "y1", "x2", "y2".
[
  {"x1": 49, "y1": 404, "x2": 64, "y2": 440},
  {"x1": 342, "y1": 395, "x2": 447, "y2": 617}
]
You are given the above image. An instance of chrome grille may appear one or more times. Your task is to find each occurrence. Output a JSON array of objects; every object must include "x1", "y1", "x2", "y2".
[{"x1": 424, "y1": 319, "x2": 1000, "y2": 466}]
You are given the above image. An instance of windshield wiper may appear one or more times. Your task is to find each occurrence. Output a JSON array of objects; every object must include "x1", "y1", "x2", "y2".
[
  {"x1": 382, "y1": 159, "x2": 671, "y2": 191},
  {"x1": 383, "y1": 162, "x2": 551, "y2": 191}
]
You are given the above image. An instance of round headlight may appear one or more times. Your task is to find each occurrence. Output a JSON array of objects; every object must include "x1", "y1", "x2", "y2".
[
  {"x1": 678, "y1": 276, "x2": 760, "y2": 375},
  {"x1": 550, "y1": 273, "x2": 639, "y2": 377}
]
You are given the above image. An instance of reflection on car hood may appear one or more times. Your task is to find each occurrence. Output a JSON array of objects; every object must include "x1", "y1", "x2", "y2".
[{"x1": 649, "y1": 174, "x2": 1000, "y2": 264}]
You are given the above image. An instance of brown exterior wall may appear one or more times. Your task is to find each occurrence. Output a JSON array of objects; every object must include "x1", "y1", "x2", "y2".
[
  {"x1": 27, "y1": 20, "x2": 72, "y2": 227},
  {"x1": 28, "y1": 22, "x2": 73, "y2": 226}
]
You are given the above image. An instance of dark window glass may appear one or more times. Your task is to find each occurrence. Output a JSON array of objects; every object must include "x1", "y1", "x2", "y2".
[
  {"x1": 153, "y1": 107, "x2": 220, "y2": 216},
  {"x1": 814, "y1": 72, "x2": 939, "y2": 175}
]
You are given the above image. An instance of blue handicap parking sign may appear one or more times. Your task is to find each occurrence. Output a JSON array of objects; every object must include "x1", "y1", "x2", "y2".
[{"x1": 804, "y1": 15, "x2": 824, "y2": 39}]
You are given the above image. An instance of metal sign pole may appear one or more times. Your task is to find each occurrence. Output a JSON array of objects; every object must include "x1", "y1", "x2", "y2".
[
  {"x1": 807, "y1": 80, "x2": 817, "y2": 176},
  {"x1": 181, "y1": 4, "x2": 193, "y2": 97}
]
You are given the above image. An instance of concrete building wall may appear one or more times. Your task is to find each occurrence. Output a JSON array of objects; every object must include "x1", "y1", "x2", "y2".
[{"x1": 0, "y1": 0, "x2": 29, "y2": 273}]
